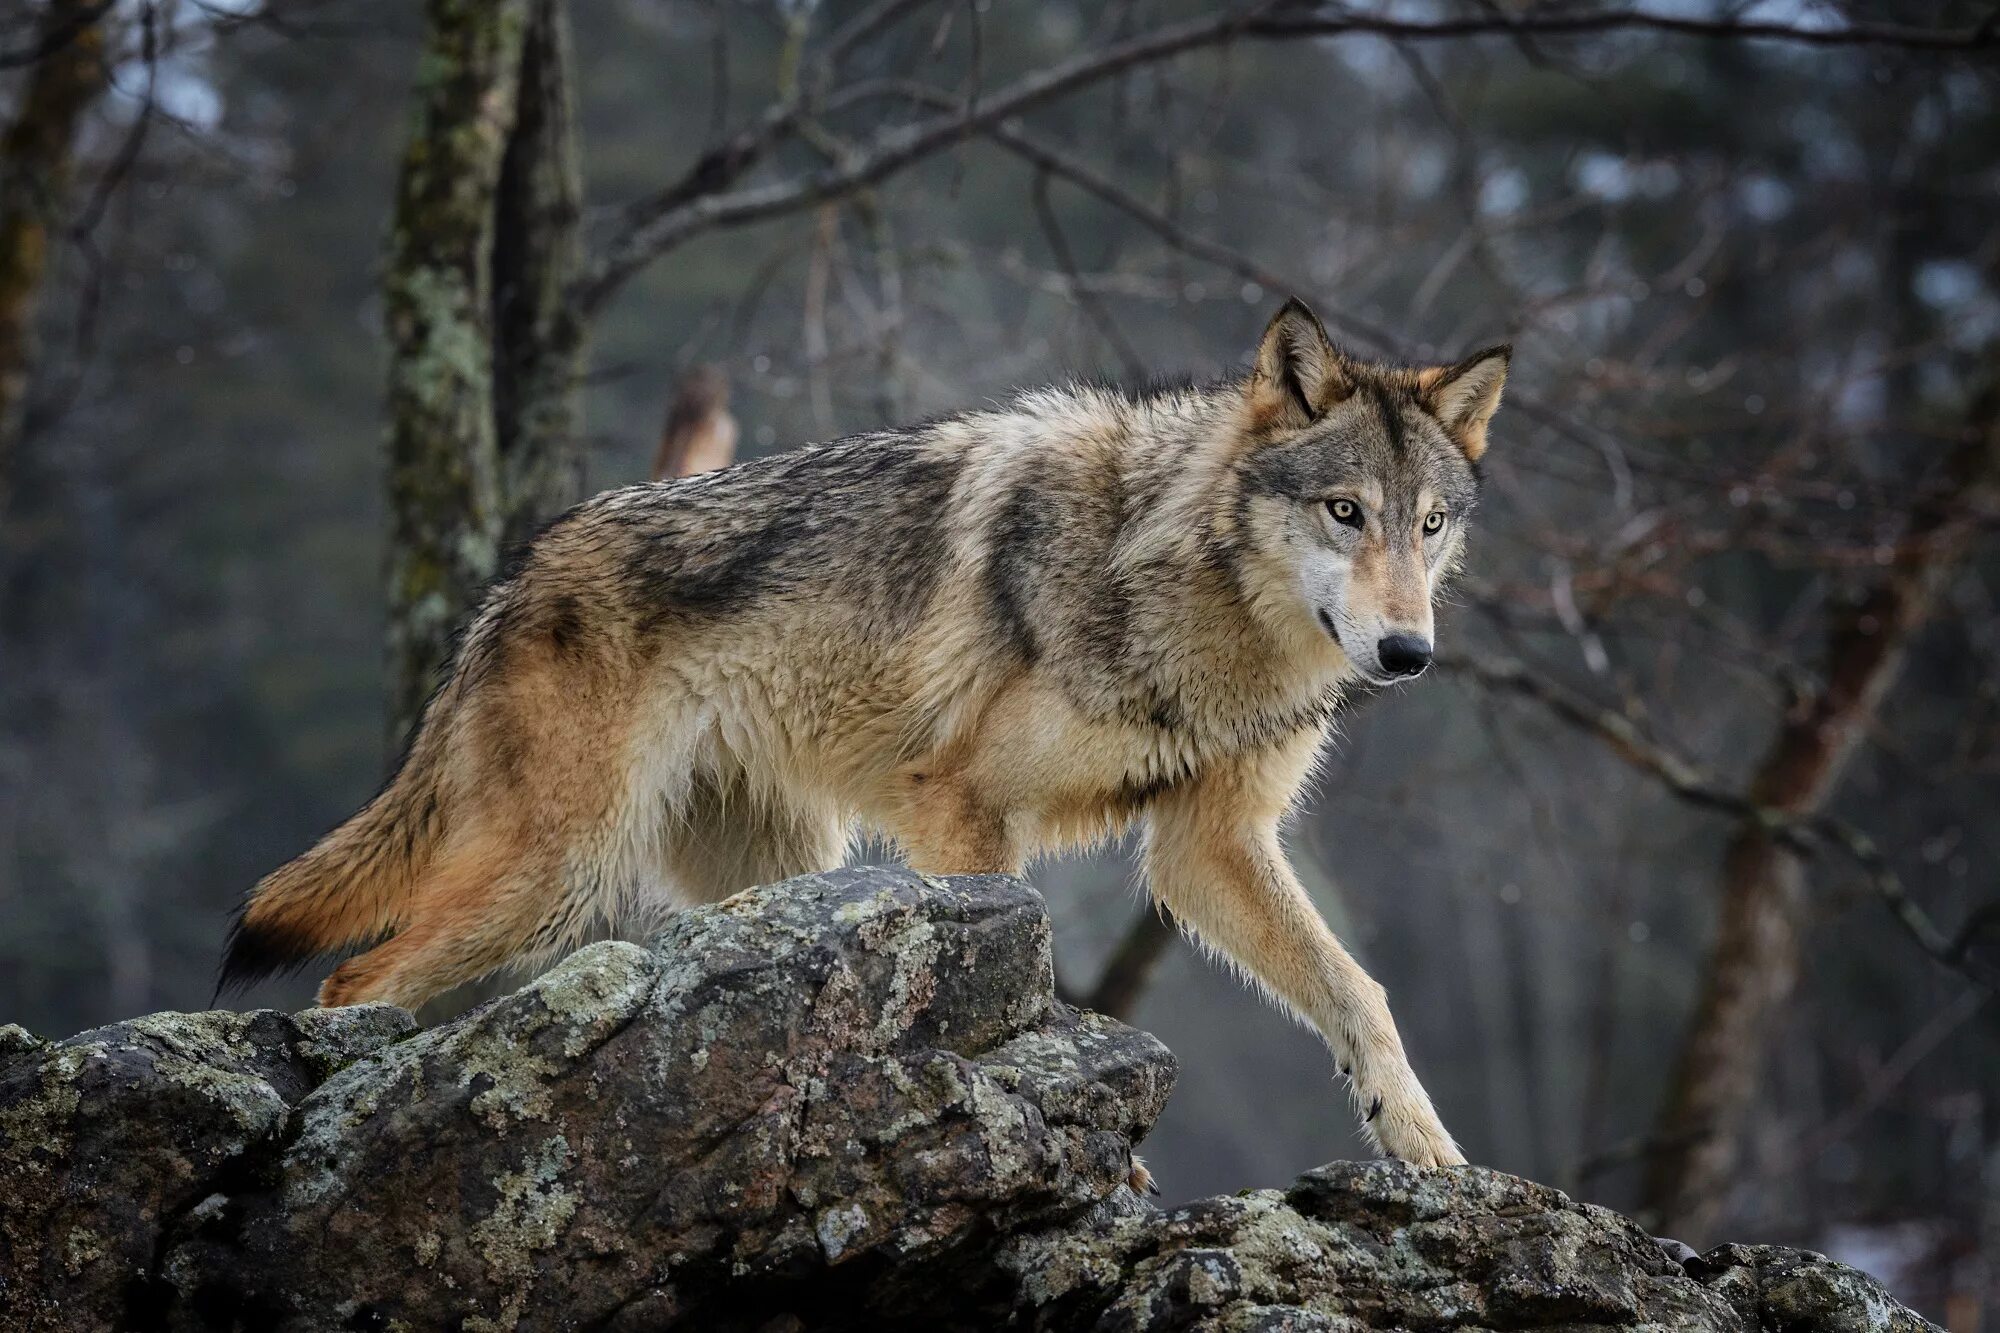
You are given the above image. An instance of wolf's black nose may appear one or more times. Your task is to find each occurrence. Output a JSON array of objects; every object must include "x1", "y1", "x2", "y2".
[{"x1": 1377, "y1": 634, "x2": 1432, "y2": 677}]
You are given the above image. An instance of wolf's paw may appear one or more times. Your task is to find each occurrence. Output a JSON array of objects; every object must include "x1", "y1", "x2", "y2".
[
  {"x1": 1385, "y1": 1129, "x2": 1467, "y2": 1169},
  {"x1": 1127, "y1": 1155, "x2": 1160, "y2": 1196},
  {"x1": 1362, "y1": 1088, "x2": 1466, "y2": 1168}
]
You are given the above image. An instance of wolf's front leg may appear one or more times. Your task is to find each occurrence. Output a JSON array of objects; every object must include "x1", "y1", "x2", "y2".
[{"x1": 1142, "y1": 760, "x2": 1463, "y2": 1167}]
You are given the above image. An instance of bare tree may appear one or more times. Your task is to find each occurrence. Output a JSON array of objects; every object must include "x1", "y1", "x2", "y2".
[
  {"x1": 380, "y1": 0, "x2": 1996, "y2": 736},
  {"x1": 1643, "y1": 366, "x2": 2000, "y2": 1239},
  {"x1": 0, "y1": 0, "x2": 110, "y2": 510},
  {"x1": 383, "y1": 0, "x2": 580, "y2": 741}
]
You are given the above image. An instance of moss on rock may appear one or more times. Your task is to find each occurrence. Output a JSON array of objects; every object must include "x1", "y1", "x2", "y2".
[{"x1": 0, "y1": 870, "x2": 1942, "y2": 1333}]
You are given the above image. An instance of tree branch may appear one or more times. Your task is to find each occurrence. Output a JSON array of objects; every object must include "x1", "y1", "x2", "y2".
[
  {"x1": 576, "y1": 5, "x2": 1997, "y2": 317},
  {"x1": 982, "y1": 117, "x2": 1405, "y2": 350},
  {"x1": 1031, "y1": 165, "x2": 1147, "y2": 382},
  {"x1": 1067, "y1": 905, "x2": 1180, "y2": 1020},
  {"x1": 0, "y1": 0, "x2": 114, "y2": 70},
  {"x1": 1443, "y1": 653, "x2": 2000, "y2": 991}
]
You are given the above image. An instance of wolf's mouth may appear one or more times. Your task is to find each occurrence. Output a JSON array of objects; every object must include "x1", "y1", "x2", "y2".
[{"x1": 1317, "y1": 609, "x2": 1401, "y2": 686}]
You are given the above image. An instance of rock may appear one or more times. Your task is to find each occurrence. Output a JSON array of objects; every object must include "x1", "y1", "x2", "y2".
[
  {"x1": 1695, "y1": 1244, "x2": 1936, "y2": 1333},
  {"x1": 164, "y1": 868, "x2": 1173, "y2": 1330},
  {"x1": 0, "y1": 1024, "x2": 44, "y2": 1060},
  {"x1": 0, "y1": 867, "x2": 1939, "y2": 1333},
  {"x1": 0, "y1": 1003, "x2": 413, "y2": 1332},
  {"x1": 1657, "y1": 1235, "x2": 1703, "y2": 1267},
  {"x1": 995, "y1": 1162, "x2": 1936, "y2": 1333}
]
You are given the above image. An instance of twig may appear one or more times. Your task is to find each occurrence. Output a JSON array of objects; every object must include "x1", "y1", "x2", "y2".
[
  {"x1": 982, "y1": 119, "x2": 1400, "y2": 351},
  {"x1": 1443, "y1": 653, "x2": 2000, "y2": 990},
  {"x1": 0, "y1": 0, "x2": 114, "y2": 70},
  {"x1": 1779, "y1": 986, "x2": 1992, "y2": 1171},
  {"x1": 577, "y1": 5, "x2": 1998, "y2": 315},
  {"x1": 816, "y1": 0, "x2": 944, "y2": 79},
  {"x1": 1031, "y1": 166, "x2": 1146, "y2": 382},
  {"x1": 1079, "y1": 905, "x2": 1179, "y2": 1020}
]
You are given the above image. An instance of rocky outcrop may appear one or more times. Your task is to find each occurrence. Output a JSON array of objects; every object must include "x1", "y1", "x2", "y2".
[
  {"x1": 998, "y1": 1166, "x2": 1931, "y2": 1333},
  {"x1": 0, "y1": 1003, "x2": 414, "y2": 1329},
  {"x1": 0, "y1": 867, "x2": 1937, "y2": 1333}
]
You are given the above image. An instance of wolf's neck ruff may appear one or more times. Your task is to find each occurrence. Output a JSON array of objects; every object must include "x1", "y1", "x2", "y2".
[{"x1": 223, "y1": 298, "x2": 1508, "y2": 1174}]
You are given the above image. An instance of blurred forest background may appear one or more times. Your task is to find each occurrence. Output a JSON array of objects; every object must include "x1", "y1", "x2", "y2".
[{"x1": 3, "y1": 0, "x2": 1999, "y2": 1320}]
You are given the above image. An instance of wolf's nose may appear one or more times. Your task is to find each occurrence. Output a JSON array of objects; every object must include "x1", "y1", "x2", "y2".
[{"x1": 1376, "y1": 634, "x2": 1432, "y2": 677}]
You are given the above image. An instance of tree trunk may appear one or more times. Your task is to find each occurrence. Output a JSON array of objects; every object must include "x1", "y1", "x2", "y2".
[
  {"x1": 491, "y1": 0, "x2": 584, "y2": 552},
  {"x1": 0, "y1": 0, "x2": 110, "y2": 512},
  {"x1": 382, "y1": 0, "x2": 526, "y2": 740},
  {"x1": 1083, "y1": 906, "x2": 1178, "y2": 1020},
  {"x1": 383, "y1": 0, "x2": 583, "y2": 744},
  {"x1": 1643, "y1": 379, "x2": 2000, "y2": 1239}
]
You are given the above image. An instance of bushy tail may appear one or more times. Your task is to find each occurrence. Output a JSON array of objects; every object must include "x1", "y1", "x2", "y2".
[{"x1": 217, "y1": 751, "x2": 444, "y2": 996}]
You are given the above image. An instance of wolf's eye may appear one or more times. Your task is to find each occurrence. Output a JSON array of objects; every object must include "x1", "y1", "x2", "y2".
[
  {"x1": 1328, "y1": 498, "x2": 1361, "y2": 528},
  {"x1": 1423, "y1": 510, "x2": 1446, "y2": 535}
]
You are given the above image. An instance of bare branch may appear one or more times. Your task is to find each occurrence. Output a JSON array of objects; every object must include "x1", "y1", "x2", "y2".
[
  {"x1": 1031, "y1": 165, "x2": 1146, "y2": 382},
  {"x1": 816, "y1": 0, "x2": 945, "y2": 78},
  {"x1": 981, "y1": 119, "x2": 1401, "y2": 350},
  {"x1": 1079, "y1": 905, "x2": 1179, "y2": 1020},
  {"x1": 1444, "y1": 653, "x2": 2000, "y2": 991},
  {"x1": 576, "y1": 4, "x2": 1999, "y2": 315},
  {"x1": 1776, "y1": 986, "x2": 1992, "y2": 1171},
  {"x1": 0, "y1": 0, "x2": 113, "y2": 70}
]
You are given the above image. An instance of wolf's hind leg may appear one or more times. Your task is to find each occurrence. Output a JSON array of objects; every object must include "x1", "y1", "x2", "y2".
[
  {"x1": 659, "y1": 765, "x2": 848, "y2": 904},
  {"x1": 315, "y1": 826, "x2": 569, "y2": 1010}
]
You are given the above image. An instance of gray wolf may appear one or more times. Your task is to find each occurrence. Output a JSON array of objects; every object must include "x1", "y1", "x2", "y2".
[{"x1": 222, "y1": 298, "x2": 1508, "y2": 1167}]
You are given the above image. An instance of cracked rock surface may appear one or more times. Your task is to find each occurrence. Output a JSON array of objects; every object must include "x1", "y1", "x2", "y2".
[
  {"x1": 996, "y1": 1163, "x2": 1937, "y2": 1333},
  {"x1": 0, "y1": 867, "x2": 1935, "y2": 1333},
  {"x1": 0, "y1": 1003, "x2": 414, "y2": 1329}
]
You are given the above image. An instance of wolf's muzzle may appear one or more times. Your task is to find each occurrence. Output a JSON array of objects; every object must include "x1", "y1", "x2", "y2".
[{"x1": 1375, "y1": 634, "x2": 1432, "y2": 678}]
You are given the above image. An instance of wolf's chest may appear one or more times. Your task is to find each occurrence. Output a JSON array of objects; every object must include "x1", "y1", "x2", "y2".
[{"x1": 1095, "y1": 684, "x2": 1338, "y2": 808}]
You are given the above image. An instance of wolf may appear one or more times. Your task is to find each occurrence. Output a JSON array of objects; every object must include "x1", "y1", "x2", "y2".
[{"x1": 221, "y1": 298, "x2": 1508, "y2": 1167}]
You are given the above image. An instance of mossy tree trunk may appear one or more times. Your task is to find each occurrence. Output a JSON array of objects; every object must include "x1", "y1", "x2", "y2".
[
  {"x1": 0, "y1": 0, "x2": 111, "y2": 513},
  {"x1": 1643, "y1": 368, "x2": 2000, "y2": 1240},
  {"x1": 491, "y1": 0, "x2": 584, "y2": 553},
  {"x1": 383, "y1": 0, "x2": 582, "y2": 744}
]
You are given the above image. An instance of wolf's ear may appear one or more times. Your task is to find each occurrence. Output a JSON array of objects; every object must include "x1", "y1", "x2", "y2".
[
  {"x1": 1420, "y1": 345, "x2": 1511, "y2": 461},
  {"x1": 1249, "y1": 298, "x2": 1351, "y2": 429}
]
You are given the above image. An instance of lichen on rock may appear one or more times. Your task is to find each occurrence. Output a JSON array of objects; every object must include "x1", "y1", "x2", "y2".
[
  {"x1": 991, "y1": 1159, "x2": 1937, "y2": 1333},
  {"x1": 0, "y1": 868, "x2": 1941, "y2": 1333},
  {"x1": 0, "y1": 1003, "x2": 412, "y2": 1331}
]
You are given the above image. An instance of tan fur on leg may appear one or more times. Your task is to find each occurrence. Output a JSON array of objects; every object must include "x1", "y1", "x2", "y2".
[
  {"x1": 1143, "y1": 735, "x2": 1463, "y2": 1167},
  {"x1": 316, "y1": 831, "x2": 547, "y2": 1010},
  {"x1": 889, "y1": 767, "x2": 1020, "y2": 875}
]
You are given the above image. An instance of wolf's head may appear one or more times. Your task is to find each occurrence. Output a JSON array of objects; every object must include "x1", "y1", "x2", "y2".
[{"x1": 1231, "y1": 298, "x2": 1508, "y2": 686}]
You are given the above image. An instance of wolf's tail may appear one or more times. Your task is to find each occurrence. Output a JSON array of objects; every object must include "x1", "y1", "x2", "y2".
[{"x1": 217, "y1": 743, "x2": 446, "y2": 996}]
